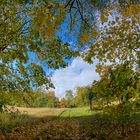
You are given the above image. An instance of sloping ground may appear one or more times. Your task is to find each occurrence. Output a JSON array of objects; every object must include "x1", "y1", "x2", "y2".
[{"x1": 0, "y1": 107, "x2": 140, "y2": 140}]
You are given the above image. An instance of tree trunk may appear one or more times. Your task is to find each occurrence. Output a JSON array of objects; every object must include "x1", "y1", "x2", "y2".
[{"x1": 89, "y1": 100, "x2": 92, "y2": 111}]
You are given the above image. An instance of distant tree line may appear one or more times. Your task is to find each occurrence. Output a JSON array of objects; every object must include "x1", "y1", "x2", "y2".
[
  {"x1": 59, "y1": 63, "x2": 140, "y2": 112},
  {"x1": 1, "y1": 63, "x2": 140, "y2": 113},
  {"x1": 0, "y1": 91, "x2": 59, "y2": 111},
  {"x1": 59, "y1": 87, "x2": 95, "y2": 110}
]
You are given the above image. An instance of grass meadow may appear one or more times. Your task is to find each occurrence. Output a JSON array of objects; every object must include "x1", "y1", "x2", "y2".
[{"x1": 0, "y1": 106, "x2": 140, "y2": 140}]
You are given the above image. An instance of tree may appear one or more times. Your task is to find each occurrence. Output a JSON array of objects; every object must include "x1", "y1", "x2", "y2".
[
  {"x1": 47, "y1": 91, "x2": 59, "y2": 108},
  {"x1": 89, "y1": 64, "x2": 140, "y2": 136},
  {"x1": 93, "y1": 64, "x2": 140, "y2": 103},
  {"x1": 84, "y1": 3, "x2": 140, "y2": 68},
  {"x1": 65, "y1": 90, "x2": 74, "y2": 107},
  {"x1": 59, "y1": 98, "x2": 68, "y2": 108},
  {"x1": 92, "y1": 64, "x2": 140, "y2": 125},
  {"x1": 75, "y1": 86, "x2": 90, "y2": 106},
  {"x1": 1, "y1": 0, "x2": 139, "y2": 83},
  {"x1": 87, "y1": 88, "x2": 95, "y2": 111},
  {"x1": 65, "y1": 90, "x2": 73, "y2": 100},
  {"x1": 0, "y1": 0, "x2": 80, "y2": 93}
]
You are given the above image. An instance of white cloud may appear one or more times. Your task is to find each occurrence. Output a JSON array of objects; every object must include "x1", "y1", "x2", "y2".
[{"x1": 51, "y1": 57, "x2": 99, "y2": 98}]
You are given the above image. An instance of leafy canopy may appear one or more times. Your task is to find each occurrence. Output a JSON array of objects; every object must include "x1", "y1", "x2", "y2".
[
  {"x1": 0, "y1": 0, "x2": 79, "y2": 92},
  {"x1": 83, "y1": 2, "x2": 140, "y2": 68},
  {"x1": 1, "y1": 0, "x2": 140, "y2": 93}
]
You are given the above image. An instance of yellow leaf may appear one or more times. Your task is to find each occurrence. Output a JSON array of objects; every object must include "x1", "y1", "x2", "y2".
[
  {"x1": 100, "y1": 13, "x2": 108, "y2": 23},
  {"x1": 79, "y1": 33, "x2": 91, "y2": 42}
]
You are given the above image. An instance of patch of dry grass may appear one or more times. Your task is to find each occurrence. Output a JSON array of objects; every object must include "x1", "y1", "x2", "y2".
[{"x1": 17, "y1": 107, "x2": 66, "y2": 117}]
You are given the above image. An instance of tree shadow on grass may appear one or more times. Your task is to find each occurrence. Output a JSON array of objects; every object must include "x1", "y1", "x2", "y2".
[
  {"x1": 0, "y1": 110, "x2": 140, "y2": 140},
  {"x1": 33, "y1": 111, "x2": 140, "y2": 140}
]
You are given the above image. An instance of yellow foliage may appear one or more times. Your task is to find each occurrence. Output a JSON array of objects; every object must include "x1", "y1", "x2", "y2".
[
  {"x1": 100, "y1": 13, "x2": 108, "y2": 23},
  {"x1": 79, "y1": 33, "x2": 91, "y2": 42},
  {"x1": 91, "y1": 31, "x2": 98, "y2": 38},
  {"x1": 123, "y1": 4, "x2": 140, "y2": 17},
  {"x1": 45, "y1": 28, "x2": 54, "y2": 36}
]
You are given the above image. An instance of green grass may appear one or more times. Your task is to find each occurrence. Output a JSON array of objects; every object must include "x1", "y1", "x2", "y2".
[
  {"x1": 15, "y1": 106, "x2": 98, "y2": 118},
  {"x1": 60, "y1": 107, "x2": 99, "y2": 117}
]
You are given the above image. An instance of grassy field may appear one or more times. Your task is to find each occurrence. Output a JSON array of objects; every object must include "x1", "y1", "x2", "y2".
[
  {"x1": 0, "y1": 107, "x2": 140, "y2": 140},
  {"x1": 16, "y1": 107, "x2": 66, "y2": 117},
  {"x1": 15, "y1": 106, "x2": 94, "y2": 117}
]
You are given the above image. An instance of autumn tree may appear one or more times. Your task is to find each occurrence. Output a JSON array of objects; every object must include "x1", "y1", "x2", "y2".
[
  {"x1": 65, "y1": 90, "x2": 74, "y2": 107},
  {"x1": 47, "y1": 91, "x2": 59, "y2": 107},
  {"x1": 0, "y1": 0, "x2": 79, "y2": 94},
  {"x1": 1, "y1": 0, "x2": 139, "y2": 112},
  {"x1": 83, "y1": 3, "x2": 140, "y2": 67},
  {"x1": 74, "y1": 86, "x2": 89, "y2": 106},
  {"x1": 91, "y1": 63, "x2": 140, "y2": 135},
  {"x1": 59, "y1": 98, "x2": 68, "y2": 108},
  {"x1": 87, "y1": 88, "x2": 96, "y2": 111},
  {"x1": 93, "y1": 64, "x2": 139, "y2": 116},
  {"x1": 1, "y1": 1, "x2": 139, "y2": 92}
]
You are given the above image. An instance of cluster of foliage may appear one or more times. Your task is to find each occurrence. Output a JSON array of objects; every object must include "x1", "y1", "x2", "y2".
[
  {"x1": 59, "y1": 87, "x2": 95, "y2": 109},
  {"x1": 0, "y1": 91, "x2": 59, "y2": 111},
  {"x1": 89, "y1": 64, "x2": 140, "y2": 136},
  {"x1": 59, "y1": 90, "x2": 74, "y2": 108},
  {"x1": 1, "y1": 0, "x2": 139, "y2": 92},
  {"x1": 83, "y1": 1, "x2": 140, "y2": 68},
  {"x1": 0, "y1": 0, "x2": 79, "y2": 94},
  {"x1": 29, "y1": 91, "x2": 59, "y2": 108}
]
